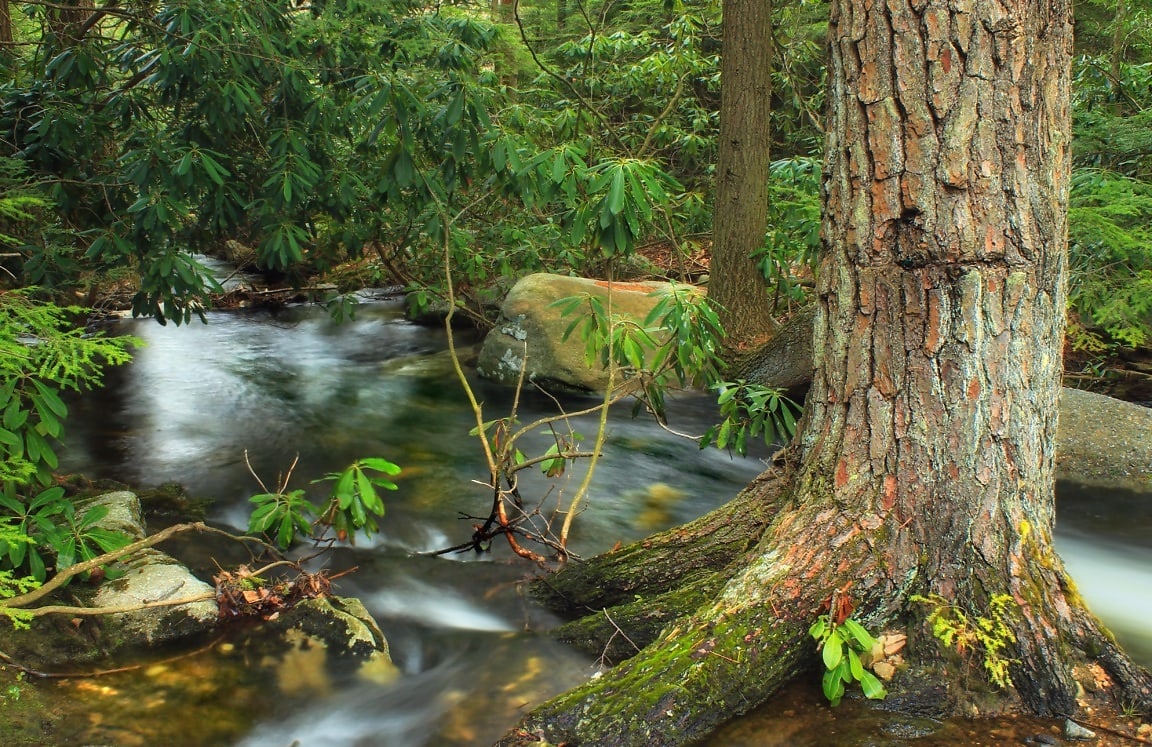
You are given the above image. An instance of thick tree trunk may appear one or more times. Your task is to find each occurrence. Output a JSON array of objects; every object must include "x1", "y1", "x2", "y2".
[
  {"x1": 497, "y1": 0, "x2": 1152, "y2": 743},
  {"x1": 708, "y1": 0, "x2": 777, "y2": 352}
]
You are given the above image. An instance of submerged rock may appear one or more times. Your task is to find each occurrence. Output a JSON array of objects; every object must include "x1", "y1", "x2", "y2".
[{"x1": 234, "y1": 596, "x2": 398, "y2": 694}]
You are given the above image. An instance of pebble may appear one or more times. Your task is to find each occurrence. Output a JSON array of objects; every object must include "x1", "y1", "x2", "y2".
[{"x1": 1063, "y1": 719, "x2": 1097, "y2": 741}]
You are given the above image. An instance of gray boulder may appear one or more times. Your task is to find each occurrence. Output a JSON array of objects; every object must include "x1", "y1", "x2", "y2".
[{"x1": 85, "y1": 491, "x2": 219, "y2": 648}]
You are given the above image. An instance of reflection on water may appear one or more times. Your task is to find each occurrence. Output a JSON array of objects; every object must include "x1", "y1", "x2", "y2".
[{"x1": 56, "y1": 301, "x2": 1152, "y2": 746}]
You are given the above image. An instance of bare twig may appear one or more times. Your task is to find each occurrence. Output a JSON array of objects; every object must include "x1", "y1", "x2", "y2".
[
  {"x1": 1, "y1": 522, "x2": 214, "y2": 610},
  {"x1": 0, "y1": 634, "x2": 228, "y2": 680}
]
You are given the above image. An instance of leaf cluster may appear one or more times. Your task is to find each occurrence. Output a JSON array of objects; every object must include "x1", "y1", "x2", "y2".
[
  {"x1": 911, "y1": 593, "x2": 1019, "y2": 690},
  {"x1": 809, "y1": 615, "x2": 888, "y2": 706},
  {"x1": 247, "y1": 457, "x2": 400, "y2": 549},
  {"x1": 700, "y1": 380, "x2": 799, "y2": 457}
]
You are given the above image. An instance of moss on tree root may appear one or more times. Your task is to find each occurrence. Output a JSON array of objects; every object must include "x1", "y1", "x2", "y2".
[
  {"x1": 532, "y1": 474, "x2": 783, "y2": 616},
  {"x1": 552, "y1": 573, "x2": 727, "y2": 664},
  {"x1": 499, "y1": 602, "x2": 811, "y2": 747}
]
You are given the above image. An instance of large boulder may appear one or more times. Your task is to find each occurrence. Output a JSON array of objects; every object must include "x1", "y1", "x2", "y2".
[
  {"x1": 477, "y1": 273, "x2": 694, "y2": 392},
  {"x1": 1056, "y1": 387, "x2": 1152, "y2": 491}
]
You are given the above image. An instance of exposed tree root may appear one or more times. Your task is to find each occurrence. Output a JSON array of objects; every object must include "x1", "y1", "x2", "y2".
[{"x1": 499, "y1": 471, "x2": 1152, "y2": 747}]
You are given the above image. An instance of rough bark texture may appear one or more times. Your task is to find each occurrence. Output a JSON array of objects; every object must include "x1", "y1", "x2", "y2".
[
  {"x1": 708, "y1": 0, "x2": 776, "y2": 350},
  {"x1": 1, "y1": 0, "x2": 12, "y2": 47},
  {"x1": 796, "y1": 0, "x2": 1089, "y2": 715},
  {"x1": 496, "y1": 0, "x2": 1152, "y2": 744}
]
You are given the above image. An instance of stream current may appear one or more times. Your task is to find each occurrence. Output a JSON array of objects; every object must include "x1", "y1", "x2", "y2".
[{"x1": 55, "y1": 298, "x2": 1152, "y2": 746}]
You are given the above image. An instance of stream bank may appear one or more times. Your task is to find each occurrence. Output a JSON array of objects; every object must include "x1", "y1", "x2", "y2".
[{"x1": 2, "y1": 297, "x2": 1147, "y2": 745}]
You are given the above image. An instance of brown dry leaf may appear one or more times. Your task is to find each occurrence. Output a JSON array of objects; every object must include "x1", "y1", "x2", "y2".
[{"x1": 881, "y1": 632, "x2": 907, "y2": 657}]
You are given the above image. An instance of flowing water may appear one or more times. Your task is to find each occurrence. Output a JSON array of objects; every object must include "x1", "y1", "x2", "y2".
[{"x1": 50, "y1": 298, "x2": 1152, "y2": 746}]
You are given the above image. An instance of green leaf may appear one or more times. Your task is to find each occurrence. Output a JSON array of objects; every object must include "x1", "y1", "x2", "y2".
[
  {"x1": 248, "y1": 502, "x2": 280, "y2": 533},
  {"x1": 858, "y1": 670, "x2": 888, "y2": 700},
  {"x1": 277, "y1": 514, "x2": 295, "y2": 548},
  {"x1": 356, "y1": 469, "x2": 383, "y2": 515},
  {"x1": 0, "y1": 427, "x2": 21, "y2": 452},
  {"x1": 822, "y1": 630, "x2": 844, "y2": 671},
  {"x1": 360, "y1": 458, "x2": 401, "y2": 476},
  {"x1": 335, "y1": 468, "x2": 356, "y2": 502},
  {"x1": 822, "y1": 665, "x2": 846, "y2": 707},
  {"x1": 31, "y1": 381, "x2": 67, "y2": 417},
  {"x1": 841, "y1": 618, "x2": 876, "y2": 650},
  {"x1": 607, "y1": 167, "x2": 626, "y2": 215},
  {"x1": 848, "y1": 648, "x2": 865, "y2": 681}
]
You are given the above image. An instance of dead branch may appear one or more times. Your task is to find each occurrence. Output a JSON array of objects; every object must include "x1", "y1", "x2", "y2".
[{"x1": 1, "y1": 522, "x2": 263, "y2": 610}]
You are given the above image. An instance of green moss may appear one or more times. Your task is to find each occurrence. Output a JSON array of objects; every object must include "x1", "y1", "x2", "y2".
[
  {"x1": 530, "y1": 602, "x2": 811, "y2": 745},
  {"x1": 0, "y1": 669, "x2": 65, "y2": 745}
]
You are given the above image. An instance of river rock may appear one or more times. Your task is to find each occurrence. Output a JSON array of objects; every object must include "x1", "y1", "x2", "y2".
[
  {"x1": 477, "y1": 273, "x2": 695, "y2": 392},
  {"x1": 85, "y1": 491, "x2": 219, "y2": 648},
  {"x1": 1063, "y1": 718, "x2": 1097, "y2": 741},
  {"x1": 236, "y1": 596, "x2": 398, "y2": 694},
  {"x1": 0, "y1": 491, "x2": 218, "y2": 668},
  {"x1": 1056, "y1": 388, "x2": 1152, "y2": 490}
]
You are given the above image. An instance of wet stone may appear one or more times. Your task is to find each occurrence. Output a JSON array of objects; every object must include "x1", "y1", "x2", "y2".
[
  {"x1": 1063, "y1": 719, "x2": 1097, "y2": 741},
  {"x1": 879, "y1": 716, "x2": 940, "y2": 739}
]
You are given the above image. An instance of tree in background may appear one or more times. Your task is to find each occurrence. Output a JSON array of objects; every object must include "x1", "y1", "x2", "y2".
[
  {"x1": 707, "y1": 0, "x2": 776, "y2": 353},
  {"x1": 497, "y1": 0, "x2": 1152, "y2": 743}
]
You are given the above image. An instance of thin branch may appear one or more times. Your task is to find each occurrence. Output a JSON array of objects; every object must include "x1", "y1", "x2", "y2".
[
  {"x1": 1, "y1": 522, "x2": 258, "y2": 610},
  {"x1": 22, "y1": 590, "x2": 216, "y2": 618}
]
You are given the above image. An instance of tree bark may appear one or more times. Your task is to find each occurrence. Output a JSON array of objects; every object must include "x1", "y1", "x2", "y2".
[
  {"x1": 0, "y1": 0, "x2": 12, "y2": 47},
  {"x1": 46, "y1": 0, "x2": 95, "y2": 44},
  {"x1": 708, "y1": 0, "x2": 777, "y2": 352},
  {"x1": 496, "y1": 0, "x2": 1152, "y2": 743}
]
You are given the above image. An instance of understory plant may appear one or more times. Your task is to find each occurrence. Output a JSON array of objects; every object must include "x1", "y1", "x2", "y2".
[
  {"x1": 246, "y1": 455, "x2": 401, "y2": 549},
  {"x1": 1066, "y1": 168, "x2": 1152, "y2": 349},
  {"x1": 0, "y1": 286, "x2": 137, "y2": 582},
  {"x1": 809, "y1": 613, "x2": 889, "y2": 706},
  {"x1": 911, "y1": 593, "x2": 1019, "y2": 689}
]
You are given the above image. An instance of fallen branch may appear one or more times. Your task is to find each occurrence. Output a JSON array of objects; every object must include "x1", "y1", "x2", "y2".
[
  {"x1": 21, "y1": 591, "x2": 216, "y2": 619},
  {"x1": 0, "y1": 522, "x2": 259, "y2": 610}
]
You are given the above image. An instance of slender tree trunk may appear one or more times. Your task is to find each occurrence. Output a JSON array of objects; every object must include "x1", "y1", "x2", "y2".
[
  {"x1": 46, "y1": 0, "x2": 94, "y2": 44},
  {"x1": 0, "y1": 0, "x2": 12, "y2": 47},
  {"x1": 496, "y1": 0, "x2": 1152, "y2": 744},
  {"x1": 708, "y1": 0, "x2": 776, "y2": 352}
]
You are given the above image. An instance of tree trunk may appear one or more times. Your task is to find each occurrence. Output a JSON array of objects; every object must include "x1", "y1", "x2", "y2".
[
  {"x1": 46, "y1": 0, "x2": 94, "y2": 44},
  {"x1": 496, "y1": 0, "x2": 1152, "y2": 743},
  {"x1": 0, "y1": 0, "x2": 12, "y2": 47},
  {"x1": 708, "y1": 0, "x2": 777, "y2": 353}
]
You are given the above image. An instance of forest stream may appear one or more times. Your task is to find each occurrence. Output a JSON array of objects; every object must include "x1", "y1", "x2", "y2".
[{"x1": 41, "y1": 296, "x2": 1152, "y2": 746}]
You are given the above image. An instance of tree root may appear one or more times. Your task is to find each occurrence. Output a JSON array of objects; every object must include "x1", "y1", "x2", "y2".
[
  {"x1": 531, "y1": 471, "x2": 784, "y2": 617},
  {"x1": 499, "y1": 475, "x2": 1152, "y2": 747}
]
